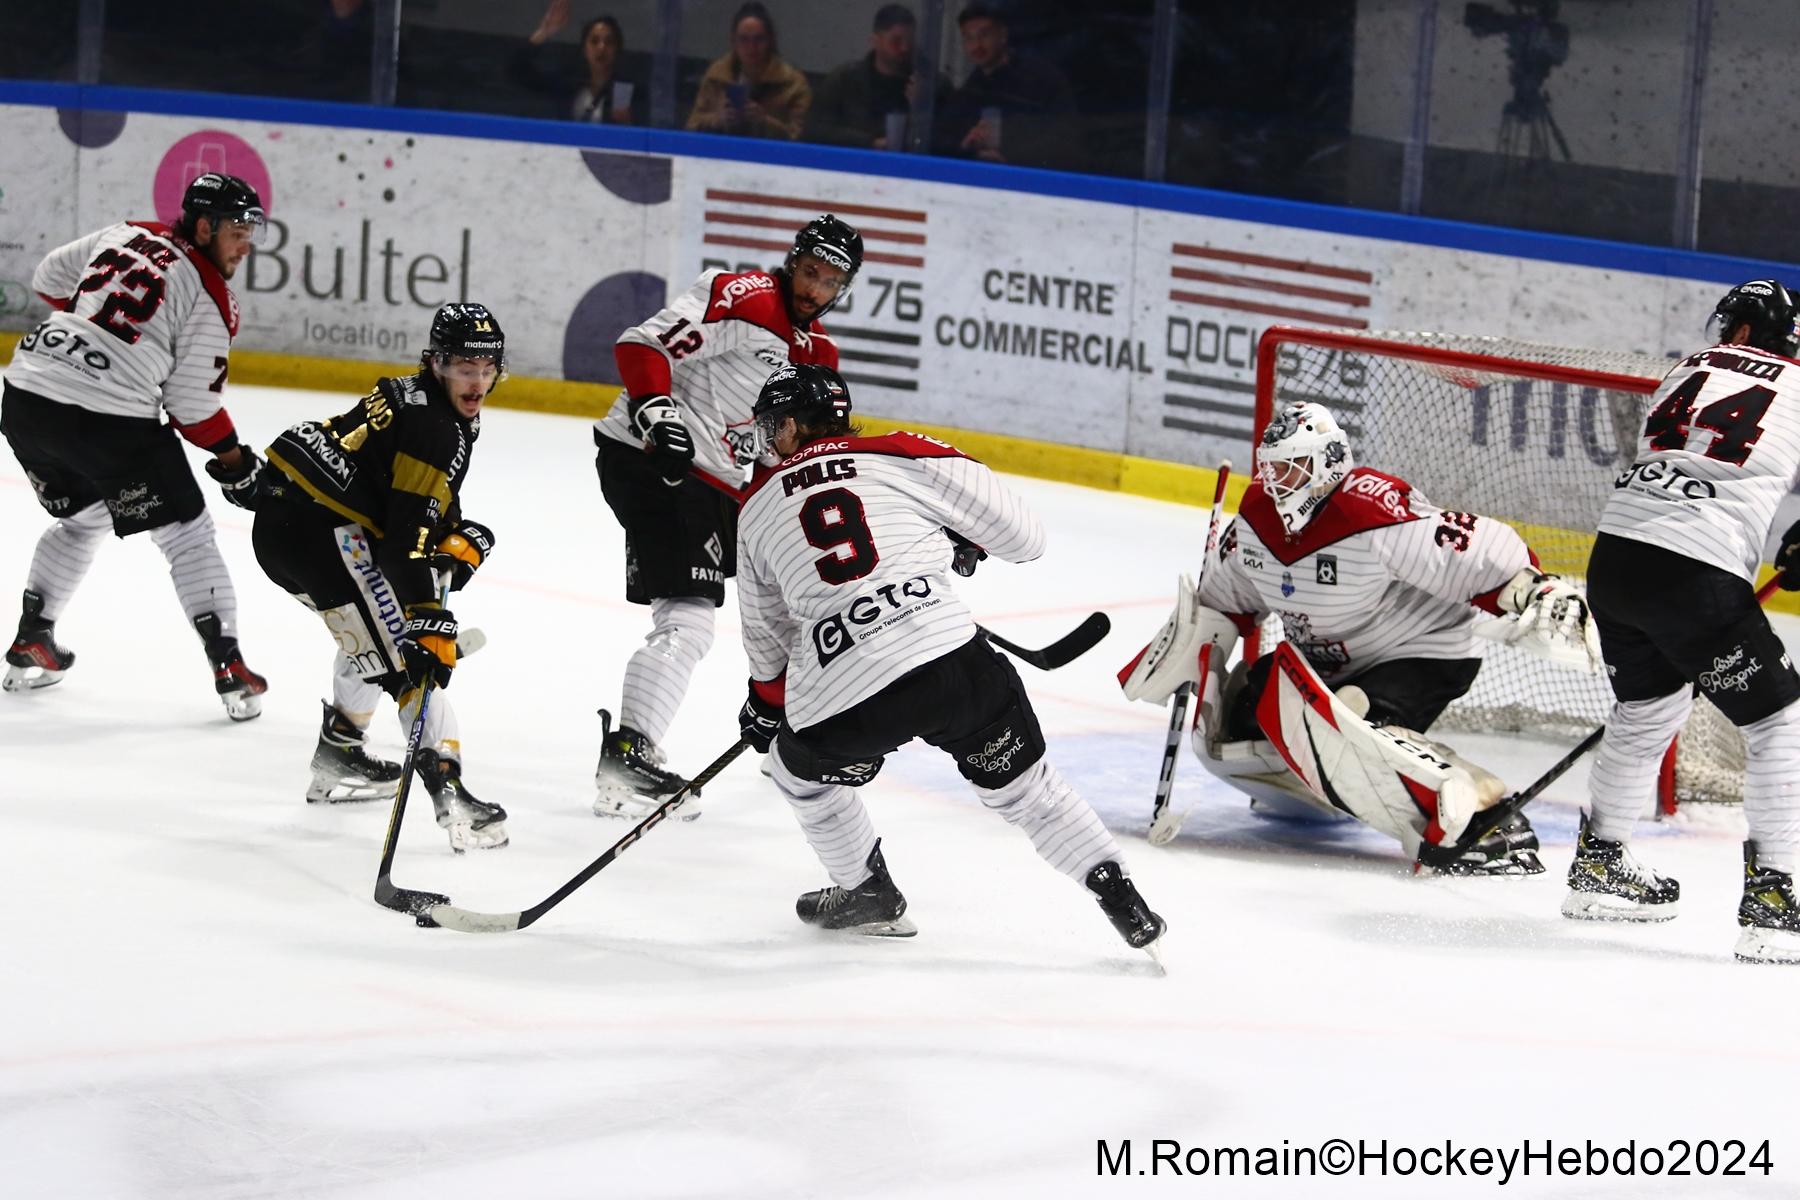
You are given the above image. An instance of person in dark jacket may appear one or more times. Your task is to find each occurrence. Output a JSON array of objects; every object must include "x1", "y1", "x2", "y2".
[
  {"x1": 808, "y1": 5, "x2": 950, "y2": 150},
  {"x1": 939, "y1": 3, "x2": 1077, "y2": 171}
]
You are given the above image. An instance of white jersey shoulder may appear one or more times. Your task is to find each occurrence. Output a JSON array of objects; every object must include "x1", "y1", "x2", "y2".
[
  {"x1": 737, "y1": 431, "x2": 1045, "y2": 729},
  {"x1": 5, "y1": 221, "x2": 236, "y2": 429},
  {"x1": 1599, "y1": 344, "x2": 1800, "y2": 581}
]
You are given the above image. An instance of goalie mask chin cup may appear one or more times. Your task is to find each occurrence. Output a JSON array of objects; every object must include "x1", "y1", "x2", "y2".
[{"x1": 1258, "y1": 402, "x2": 1354, "y2": 534}]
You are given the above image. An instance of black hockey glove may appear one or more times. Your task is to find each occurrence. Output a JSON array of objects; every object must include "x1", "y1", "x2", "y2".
[
  {"x1": 1778, "y1": 520, "x2": 1800, "y2": 590},
  {"x1": 205, "y1": 447, "x2": 280, "y2": 511},
  {"x1": 630, "y1": 393, "x2": 695, "y2": 485},
  {"x1": 739, "y1": 677, "x2": 785, "y2": 753},
  {"x1": 398, "y1": 606, "x2": 458, "y2": 690},
  {"x1": 945, "y1": 527, "x2": 987, "y2": 577},
  {"x1": 432, "y1": 520, "x2": 495, "y2": 591}
]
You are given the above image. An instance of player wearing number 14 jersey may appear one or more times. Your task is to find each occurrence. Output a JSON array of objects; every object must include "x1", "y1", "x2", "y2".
[
  {"x1": 1574, "y1": 280, "x2": 1800, "y2": 962},
  {"x1": 1, "y1": 173, "x2": 270, "y2": 718}
]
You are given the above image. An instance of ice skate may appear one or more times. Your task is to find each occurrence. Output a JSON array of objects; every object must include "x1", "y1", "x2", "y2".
[
  {"x1": 3, "y1": 590, "x2": 73, "y2": 692},
  {"x1": 593, "y1": 708, "x2": 699, "y2": 821},
  {"x1": 1735, "y1": 841, "x2": 1800, "y2": 964},
  {"x1": 306, "y1": 701, "x2": 403, "y2": 803},
  {"x1": 1416, "y1": 809, "x2": 1545, "y2": 876},
  {"x1": 416, "y1": 749, "x2": 508, "y2": 852},
  {"x1": 796, "y1": 839, "x2": 917, "y2": 936},
  {"x1": 1561, "y1": 811, "x2": 1679, "y2": 921},
  {"x1": 194, "y1": 613, "x2": 267, "y2": 722},
  {"x1": 1085, "y1": 860, "x2": 1166, "y2": 956}
]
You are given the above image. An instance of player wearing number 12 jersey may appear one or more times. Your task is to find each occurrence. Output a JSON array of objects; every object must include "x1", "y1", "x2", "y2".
[
  {"x1": 589, "y1": 215, "x2": 854, "y2": 821},
  {"x1": 1, "y1": 173, "x2": 270, "y2": 719},
  {"x1": 733, "y1": 364, "x2": 1165, "y2": 953},
  {"x1": 1573, "y1": 280, "x2": 1800, "y2": 962}
]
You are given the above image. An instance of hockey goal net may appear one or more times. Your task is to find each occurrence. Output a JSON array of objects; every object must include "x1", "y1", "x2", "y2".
[{"x1": 1251, "y1": 326, "x2": 1745, "y2": 805}]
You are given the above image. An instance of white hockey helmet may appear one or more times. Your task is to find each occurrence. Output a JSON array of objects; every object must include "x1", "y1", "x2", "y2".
[{"x1": 1257, "y1": 402, "x2": 1354, "y2": 534}]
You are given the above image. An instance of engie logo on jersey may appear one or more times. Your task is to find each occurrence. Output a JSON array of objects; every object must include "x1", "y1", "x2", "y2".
[{"x1": 811, "y1": 574, "x2": 938, "y2": 667}]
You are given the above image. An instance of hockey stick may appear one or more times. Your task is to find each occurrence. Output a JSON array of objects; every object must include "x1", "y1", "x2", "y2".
[
  {"x1": 1147, "y1": 460, "x2": 1234, "y2": 846},
  {"x1": 421, "y1": 737, "x2": 753, "y2": 933},
  {"x1": 978, "y1": 613, "x2": 1111, "y2": 671},
  {"x1": 373, "y1": 583, "x2": 455, "y2": 924}
]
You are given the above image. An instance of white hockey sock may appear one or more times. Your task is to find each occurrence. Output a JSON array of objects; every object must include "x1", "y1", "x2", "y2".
[
  {"x1": 149, "y1": 511, "x2": 237, "y2": 630},
  {"x1": 25, "y1": 502, "x2": 110, "y2": 621},
  {"x1": 399, "y1": 687, "x2": 462, "y2": 763},
  {"x1": 977, "y1": 760, "x2": 1122, "y2": 882},
  {"x1": 771, "y1": 741, "x2": 878, "y2": 888},
  {"x1": 1587, "y1": 689, "x2": 1691, "y2": 842},
  {"x1": 619, "y1": 596, "x2": 715, "y2": 744},
  {"x1": 330, "y1": 653, "x2": 385, "y2": 730},
  {"x1": 1741, "y1": 699, "x2": 1800, "y2": 874}
]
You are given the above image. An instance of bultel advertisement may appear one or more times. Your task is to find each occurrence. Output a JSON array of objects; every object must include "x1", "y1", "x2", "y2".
[{"x1": 0, "y1": 99, "x2": 1736, "y2": 472}]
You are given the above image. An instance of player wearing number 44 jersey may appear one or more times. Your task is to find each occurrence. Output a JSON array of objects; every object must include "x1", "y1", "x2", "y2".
[
  {"x1": 1575, "y1": 280, "x2": 1800, "y2": 963},
  {"x1": 1122, "y1": 402, "x2": 1603, "y2": 874},
  {"x1": 735, "y1": 364, "x2": 1165, "y2": 953},
  {"x1": 589, "y1": 215, "x2": 854, "y2": 822},
  {"x1": 2, "y1": 173, "x2": 269, "y2": 718}
]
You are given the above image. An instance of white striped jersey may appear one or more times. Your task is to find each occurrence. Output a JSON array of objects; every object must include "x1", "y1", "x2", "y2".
[
  {"x1": 738, "y1": 431, "x2": 1046, "y2": 729},
  {"x1": 1198, "y1": 468, "x2": 1532, "y2": 683},
  {"x1": 5, "y1": 221, "x2": 239, "y2": 438},
  {"x1": 596, "y1": 269, "x2": 838, "y2": 481},
  {"x1": 1599, "y1": 343, "x2": 1800, "y2": 582}
]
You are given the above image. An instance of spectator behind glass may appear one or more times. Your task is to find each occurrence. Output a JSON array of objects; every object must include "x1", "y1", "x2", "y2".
[
  {"x1": 939, "y1": 3, "x2": 1077, "y2": 171},
  {"x1": 808, "y1": 5, "x2": 952, "y2": 150},
  {"x1": 509, "y1": 2, "x2": 637, "y2": 123},
  {"x1": 685, "y1": 2, "x2": 811, "y2": 140}
]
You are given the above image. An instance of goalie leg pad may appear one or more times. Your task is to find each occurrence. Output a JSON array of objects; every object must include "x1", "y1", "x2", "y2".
[{"x1": 1255, "y1": 643, "x2": 1479, "y2": 856}]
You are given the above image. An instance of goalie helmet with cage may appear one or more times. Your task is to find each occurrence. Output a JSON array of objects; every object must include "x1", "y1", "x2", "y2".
[
  {"x1": 1706, "y1": 279, "x2": 1800, "y2": 357},
  {"x1": 783, "y1": 214, "x2": 864, "y2": 317},
  {"x1": 1257, "y1": 402, "x2": 1355, "y2": 534},
  {"x1": 423, "y1": 302, "x2": 506, "y2": 378},
  {"x1": 751, "y1": 363, "x2": 852, "y2": 459}
]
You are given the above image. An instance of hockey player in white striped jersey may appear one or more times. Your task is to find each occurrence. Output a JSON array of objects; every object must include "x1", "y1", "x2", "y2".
[
  {"x1": 1124, "y1": 402, "x2": 1600, "y2": 874},
  {"x1": 735, "y1": 364, "x2": 1165, "y2": 952},
  {"x1": 1572, "y1": 280, "x2": 1800, "y2": 962},
  {"x1": 2, "y1": 174, "x2": 270, "y2": 719},
  {"x1": 590, "y1": 215, "x2": 854, "y2": 821}
]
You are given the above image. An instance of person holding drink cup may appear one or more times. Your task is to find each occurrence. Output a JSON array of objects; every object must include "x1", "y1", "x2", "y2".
[{"x1": 686, "y1": 2, "x2": 811, "y2": 141}]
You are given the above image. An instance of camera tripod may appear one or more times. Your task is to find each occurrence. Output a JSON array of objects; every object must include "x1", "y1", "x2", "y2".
[{"x1": 1496, "y1": 87, "x2": 1571, "y2": 164}]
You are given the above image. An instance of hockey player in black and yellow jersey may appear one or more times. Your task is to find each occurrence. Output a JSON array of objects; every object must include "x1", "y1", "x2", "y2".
[{"x1": 242, "y1": 303, "x2": 509, "y2": 852}]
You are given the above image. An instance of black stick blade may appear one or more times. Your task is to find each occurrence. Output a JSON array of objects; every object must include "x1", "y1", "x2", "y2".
[
  {"x1": 980, "y1": 612, "x2": 1111, "y2": 670},
  {"x1": 375, "y1": 877, "x2": 452, "y2": 928}
]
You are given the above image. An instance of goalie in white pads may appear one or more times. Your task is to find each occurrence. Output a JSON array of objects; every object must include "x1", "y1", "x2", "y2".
[
  {"x1": 735, "y1": 365, "x2": 1165, "y2": 953},
  {"x1": 1123, "y1": 402, "x2": 1602, "y2": 874}
]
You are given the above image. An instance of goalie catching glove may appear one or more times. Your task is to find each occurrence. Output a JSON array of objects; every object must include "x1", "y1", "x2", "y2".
[
  {"x1": 432, "y1": 520, "x2": 495, "y2": 591},
  {"x1": 1485, "y1": 568, "x2": 1603, "y2": 674}
]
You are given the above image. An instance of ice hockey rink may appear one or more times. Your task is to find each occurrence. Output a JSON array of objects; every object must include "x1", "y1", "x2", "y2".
[{"x1": 3, "y1": 383, "x2": 1794, "y2": 1199}]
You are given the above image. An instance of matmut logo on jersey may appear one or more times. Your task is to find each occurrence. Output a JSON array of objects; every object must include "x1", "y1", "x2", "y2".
[{"x1": 811, "y1": 575, "x2": 939, "y2": 667}]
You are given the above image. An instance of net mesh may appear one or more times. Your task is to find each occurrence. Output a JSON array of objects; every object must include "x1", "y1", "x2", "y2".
[{"x1": 1257, "y1": 329, "x2": 1744, "y2": 803}]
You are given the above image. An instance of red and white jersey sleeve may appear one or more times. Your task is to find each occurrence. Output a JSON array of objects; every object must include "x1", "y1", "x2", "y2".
[
  {"x1": 737, "y1": 431, "x2": 1044, "y2": 729},
  {"x1": 6, "y1": 221, "x2": 239, "y2": 445},
  {"x1": 1599, "y1": 344, "x2": 1800, "y2": 582},
  {"x1": 596, "y1": 269, "x2": 837, "y2": 480},
  {"x1": 1197, "y1": 469, "x2": 1530, "y2": 683}
]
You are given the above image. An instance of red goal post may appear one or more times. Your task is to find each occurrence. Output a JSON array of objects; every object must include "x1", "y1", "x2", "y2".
[{"x1": 1248, "y1": 325, "x2": 1745, "y2": 805}]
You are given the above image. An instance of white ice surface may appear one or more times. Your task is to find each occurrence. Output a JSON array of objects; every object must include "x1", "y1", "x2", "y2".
[{"x1": 3, "y1": 385, "x2": 1797, "y2": 1199}]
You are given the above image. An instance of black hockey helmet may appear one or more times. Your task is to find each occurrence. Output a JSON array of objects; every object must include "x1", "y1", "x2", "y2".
[
  {"x1": 424, "y1": 302, "x2": 506, "y2": 376},
  {"x1": 782, "y1": 214, "x2": 863, "y2": 318},
  {"x1": 753, "y1": 363, "x2": 852, "y2": 453},
  {"x1": 178, "y1": 173, "x2": 266, "y2": 242},
  {"x1": 1708, "y1": 279, "x2": 1800, "y2": 357}
]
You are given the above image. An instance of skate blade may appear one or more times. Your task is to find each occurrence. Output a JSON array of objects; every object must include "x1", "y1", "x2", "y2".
[
  {"x1": 593, "y1": 789, "x2": 701, "y2": 822},
  {"x1": 1734, "y1": 926, "x2": 1800, "y2": 964},
  {"x1": 1561, "y1": 890, "x2": 1679, "y2": 923},
  {"x1": 826, "y1": 916, "x2": 918, "y2": 938},
  {"x1": 445, "y1": 820, "x2": 510, "y2": 853},
  {"x1": 3, "y1": 665, "x2": 66, "y2": 692},
  {"x1": 222, "y1": 692, "x2": 263, "y2": 722},
  {"x1": 306, "y1": 779, "x2": 401, "y2": 805}
]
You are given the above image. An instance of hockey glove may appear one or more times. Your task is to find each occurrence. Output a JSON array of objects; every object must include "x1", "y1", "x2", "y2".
[
  {"x1": 432, "y1": 520, "x2": 495, "y2": 591},
  {"x1": 205, "y1": 447, "x2": 280, "y2": 511},
  {"x1": 630, "y1": 394, "x2": 695, "y2": 485},
  {"x1": 946, "y1": 528, "x2": 987, "y2": 577},
  {"x1": 739, "y1": 677, "x2": 786, "y2": 753},
  {"x1": 1778, "y1": 520, "x2": 1800, "y2": 590},
  {"x1": 398, "y1": 606, "x2": 458, "y2": 690}
]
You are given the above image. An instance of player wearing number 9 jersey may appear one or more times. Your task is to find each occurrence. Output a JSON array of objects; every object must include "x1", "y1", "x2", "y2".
[
  {"x1": 734, "y1": 364, "x2": 1165, "y2": 953},
  {"x1": 1573, "y1": 280, "x2": 1800, "y2": 961},
  {"x1": 1, "y1": 173, "x2": 271, "y2": 718},
  {"x1": 589, "y1": 215, "x2": 854, "y2": 822}
]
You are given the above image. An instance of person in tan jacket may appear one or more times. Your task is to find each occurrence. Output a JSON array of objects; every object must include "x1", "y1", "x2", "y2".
[{"x1": 685, "y1": 2, "x2": 811, "y2": 140}]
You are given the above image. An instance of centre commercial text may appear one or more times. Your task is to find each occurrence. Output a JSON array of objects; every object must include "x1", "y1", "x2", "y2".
[{"x1": 932, "y1": 268, "x2": 1151, "y2": 373}]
